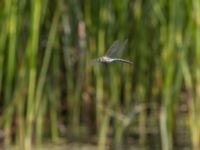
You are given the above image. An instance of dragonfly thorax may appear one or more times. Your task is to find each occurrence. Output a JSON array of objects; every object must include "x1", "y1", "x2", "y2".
[{"x1": 98, "y1": 56, "x2": 112, "y2": 63}]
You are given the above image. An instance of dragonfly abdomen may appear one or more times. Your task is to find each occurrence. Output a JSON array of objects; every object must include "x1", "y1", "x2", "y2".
[{"x1": 112, "y1": 58, "x2": 133, "y2": 64}]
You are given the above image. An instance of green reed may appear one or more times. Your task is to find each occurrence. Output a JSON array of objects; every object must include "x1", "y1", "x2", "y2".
[
  {"x1": 190, "y1": 0, "x2": 200, "y2": 148},
  {"x1": 0, "y1": 0, "x2": 199, "y2": 149},
  {"x1": 3, "y1": 0, "x2": 18, "y2": 146}
]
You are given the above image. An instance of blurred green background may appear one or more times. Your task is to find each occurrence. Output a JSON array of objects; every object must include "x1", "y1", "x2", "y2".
[{"x1": 0, "y1": 0, "x2": 200, "y2": 149}]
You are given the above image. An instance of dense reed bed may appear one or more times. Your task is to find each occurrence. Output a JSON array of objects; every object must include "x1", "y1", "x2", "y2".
[{"x1": 0, "y1": 0, "x2": 199, "y2": 149}]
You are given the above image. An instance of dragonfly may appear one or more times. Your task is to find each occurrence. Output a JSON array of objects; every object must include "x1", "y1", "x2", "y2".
[{"x1": 92, "y1": 39, "x2": 133, "y2": 65}]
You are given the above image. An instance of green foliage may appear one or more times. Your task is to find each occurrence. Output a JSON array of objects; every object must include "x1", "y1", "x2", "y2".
[{"x1": 0, "y1": 0, "x2": 199, "y2": 149}]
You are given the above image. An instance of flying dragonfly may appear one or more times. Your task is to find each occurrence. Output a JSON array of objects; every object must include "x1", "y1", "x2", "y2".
[{"x1": 92, "y1": 39, "x2": 133, "y2": 65}]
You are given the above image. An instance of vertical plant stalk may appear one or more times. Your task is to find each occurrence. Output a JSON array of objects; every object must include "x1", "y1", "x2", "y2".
[
  {"x1": 191, "y1": 0, "x2": 200, "y2": 148},
  {"x1": 48, "y1": 44, "x2": 60, "y2": 143},
  {"x1": 34, "y1": 1, "x2": 61, "y2": 146},
  {"x1": 96, "y1": 28, "x2": 106, "y2": 150},
  {"x1": 25, "y1": 0, "x2": 41, "y2": 149},
  {"x1": 35, "y1": 95, "x2": 46, "y2": 148},
  {"x1": 0, "y1": 24, "x2": 7, "y2": 93},
  {"x1": 159, "y1": 0, "x2": 184, "y2": 148},
  {"x1": 35, "y1": 1, "x2": 61, "y2": 116},
  {"x1": 3, "y1": 0, "x2": 17, "y2": 146},
  {"x1": 110, "y1": 68, "x2": 121, "y2": 147}
]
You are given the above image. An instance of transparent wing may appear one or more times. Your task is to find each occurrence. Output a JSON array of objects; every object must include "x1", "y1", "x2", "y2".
[
  {"x1": 90, "y1": 59, "x2": 99, "y2": 65},
  {"x1": 105, "y1": 40, "x2": 120, "y2": 56},
  {"x1": 105, "y1": 39, "x2": 128, "y2": 57}
]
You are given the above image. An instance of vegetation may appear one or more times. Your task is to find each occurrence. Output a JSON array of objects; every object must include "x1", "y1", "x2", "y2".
[{"x1": 0, "y1": 0, "x2": 199, "y2": 149}]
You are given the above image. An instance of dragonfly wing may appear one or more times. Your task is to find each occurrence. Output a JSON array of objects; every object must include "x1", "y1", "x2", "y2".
[
  {"x1": 90, "y1": 59, "x2": 99, "y2": 65},
  {"x1": 106, "y1": 39, "x2": 128, "y2": 57},
  {"x1": 105, "y1": 40, "x2": 120, "y2": 56},
  {"x1": 115, "y1": 39, "x2": 128, "y2": 56}
]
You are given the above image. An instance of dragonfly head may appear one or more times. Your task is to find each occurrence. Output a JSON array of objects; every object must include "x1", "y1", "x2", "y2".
[{"x1": 98, "y1": 57, "x2": 104, "y2": 62}]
